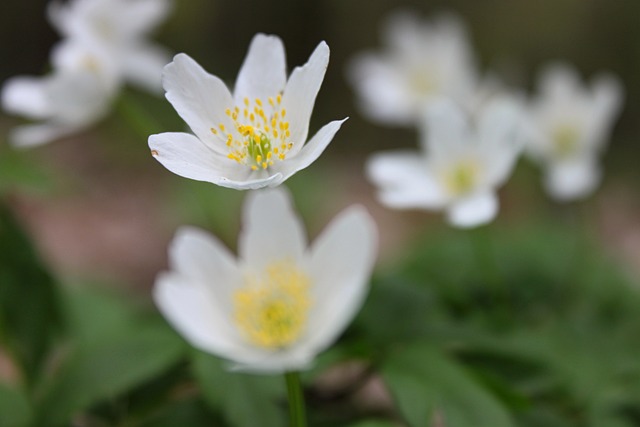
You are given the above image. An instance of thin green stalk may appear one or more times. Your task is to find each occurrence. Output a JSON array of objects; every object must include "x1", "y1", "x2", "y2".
[{"x1": 285, "y1": 371, "x2": 307, "y2": 427}]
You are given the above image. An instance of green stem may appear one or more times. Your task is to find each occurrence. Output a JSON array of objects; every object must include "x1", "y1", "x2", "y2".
[{"x1": 285, "y1": 372, "x2": 307, "y2": 427}]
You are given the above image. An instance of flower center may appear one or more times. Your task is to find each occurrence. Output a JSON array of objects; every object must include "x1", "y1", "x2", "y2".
[
  {"x1": 211, "y1": 95, "x2": 293, "y2": 171},
  {"x1": 233, "y1": 259, "x2": 311, "y2": 349},
  {"x1": 552, "y1": 125, "x2": 580, "y2": 158},
  {"x1": 445, "y1": 160, "x2": 478, "y2": 196}
]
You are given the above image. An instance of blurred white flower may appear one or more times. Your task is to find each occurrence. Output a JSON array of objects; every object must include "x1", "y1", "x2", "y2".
[
  {"x1": 154, "y1": 187, "x2": 377, "y2": 373},
  {"x1": 526, "y1": 64, "x2": 623, "y2": 201},
  {"x1": 2, "y1": 0, "x2": 172, "y2": 147},
  {"x1": 149, "y1": 34, "x2": 346, "y2": 190},
  {"x1": 48, "y1": 0, "x2": 172, "y2": 92},
  {"x1": 348, "y1": 11, "x2": 478, "y2": 126},
  {"x1": 2, "y1": 40, "x2": 118, "y2": 147},
  {"x1": 367, "y1": 98, "x2": 524, "y2": 228}
]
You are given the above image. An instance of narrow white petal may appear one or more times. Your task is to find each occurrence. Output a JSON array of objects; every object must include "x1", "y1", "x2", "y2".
[
  {"x1": 301, "y1": 206, "x2": 377, "y2": 355},
  {"x1": 273, "y1": 119, "x2": 346, "y2": 182},
  {"x1": 539, "y1": 63, "x2": 581, "y2": 100},
  {"x1": 149, "y1": 132, "x2": 234, "y2": 181},
  {"x1": 149, "y1": 132, "x2": 283, "y2": 189},
  {"x1": 2, "y1": 77, "x2": 52, "y2": 119},
  {"x1": 9, "y1": 123, "x2": 76, "y2": 148},
  {"x1": 447, "y1": 192, "x2": 498, "y2": 228},
  {"x1": 281, "y1": 41, "x2": 330, "y2": 147},
  {"x1": 234, "y1": 34, "x2": 287, "y2": 104},
  {"x1": 545, "y1": 159, "x2": 601, "y2": 201},
  {"x1": 366, "y1": 150, "x2": 448, "y2": 209},
  {"x1": 162, "y1": 53, "x2": 234, "y2": 153},
  {"x1": 238, "y1": 187, "x2": 307, "y2": 269}
]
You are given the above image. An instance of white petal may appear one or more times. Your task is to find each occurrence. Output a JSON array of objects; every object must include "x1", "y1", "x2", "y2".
[
  {"x1": 238, "y1": 187, "x2": 307, "y2": 269},
  {"x1": 154, "y1": 272, "x2": 259, "y2": 363},
  {"x1": 281, "y1": 41, "x2": 330, "y2": 148},
  {"x1": 301, "y1": 206, "x2": 377, "y2": 355},
  {"x1": 169, "y1": 226, "x2": 240, "y2": 299},
  {"x1": 9, "y1": 123, "x2": 76, "y2": 148},
  {"x1": 120, "y1": 0, "x2": 171, "y2": 36},
  {"x1": 539, "y1": 63, "x2": 581, "y2": 100},
  {"x1": 477, "y1": 98, "x2": 525, "y2": 186},
  {"x1": 447, "y1": 192, "x2": 498, "y2": 228},
  {"x1": 121, "y1": 43, "x2": 171, "y2": 93},
  {"x1": 366, "y1": 150, "x2": 448, "y2": 209},
  {"x1": 347, "y1": 53, "x2": 416, "y2": 125},
  {"x1": 2, "y1": 77, "x2": 52, "y2": 119},
  {"x1": 162, "y1": 53, "x2": 234, "y2": 153},
  {"x1": 544, "y1": 159, "x2": 601, "y2": 201},
  {"x1": 422, "y1": 98, "x2": 471, "y2": 155},
  {"x1": 272, "y1": 119, "x2": 346, "y2": 182},
  {"x1": 149, "y1": 132, "x2": 283, "y2": 189},
  {"x1": 234, "y1": 34, "x2": 287, "y2": 104}
]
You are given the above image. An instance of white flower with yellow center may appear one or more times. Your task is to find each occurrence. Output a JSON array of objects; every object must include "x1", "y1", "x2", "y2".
[
  {"x1": 154, "y1": 188, "x2": 377, "y2": 373},
  {"x1": 526, "y1": 64, "x2": 623, "y2": 201},
  {"x1": 347, "y1": 11, "x2": 478, "y2": 126},
  {"x1": 48, "y1": 0, "x2": 172, "y2": 93},
  {"x1": 367, "y1": 98, "x2": 524, "y2": 228},
  {"x1": 149, "y1": 34, "x2": 346, "y2": 190},
  {"x1": 2, "y1": 39, "x2": 119, "y2": 147}
]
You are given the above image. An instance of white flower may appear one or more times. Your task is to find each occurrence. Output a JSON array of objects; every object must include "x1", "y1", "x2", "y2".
[
  {"x1": 148, "y1": 33, "x2": 346, "y2": 190},
  {"x1": 367, "y1": 98, "x2": 524, "y2": 228},
  {"x1": 347, "y1": 11, "x2": 478, "y2": 126},
  {"x1": 526, "y1": 63, "x2": 623, "y2": 201},
  {"x1": 154, "y1": 187, "x2": 377, "y2": 373},
  {"x1": 2, "y1": 40, "x2": 118, "y2": 147},
  {"x1": 48, "y1": 0, "x2": 172, "y2": 93}
]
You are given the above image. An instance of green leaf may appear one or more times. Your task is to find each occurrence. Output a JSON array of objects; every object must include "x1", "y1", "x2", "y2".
[
  {"x1": 192, "y1": 350, "x2": 285, "y2": 427},
  {"x1": 0, "y1": 200, "x2": 63, "y2": 387},
  {"x1": 34, "y1": 323, "x2": 186, "y2": 426},
  {"x1": 382, "y1": 343, "x2": 514, "y2": 427},
  {"x1": 0, "y1": 382, "x2": 31, "y2": 427}
]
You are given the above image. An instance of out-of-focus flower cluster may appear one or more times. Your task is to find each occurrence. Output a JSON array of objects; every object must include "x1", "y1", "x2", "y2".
[
  {"x1": 350, "y1": 11, "x2": 623, "y2": 227},
  {"x1": 2, "y1": 0, "x2": 172, "y2": 147}
]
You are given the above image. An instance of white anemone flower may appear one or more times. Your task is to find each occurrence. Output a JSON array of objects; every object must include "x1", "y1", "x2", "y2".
[
  {"x1": 48, "y1": 0, "x2": 172, "y2": 92},
  {"x1": 347, "y1": 11, "x2": 478, "y2": 126},
  {"x1": 367, "y1": 98, "x2": 524, "y2": 228},
  {"x1": 527, "y1": 64, "x2": 623, "y2": 201},
  {"x1": 149, "y1": 33, "x2": 347, "y2": 190},
  {"x1": 2, "y1": 40, "x2": 118, "y2": 147},
  {"x1": 154, "y1": 187, "x2": 377, "y2": 373}
]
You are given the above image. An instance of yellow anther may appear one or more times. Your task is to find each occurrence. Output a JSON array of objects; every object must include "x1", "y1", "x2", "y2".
[
  {"x1": 281, "y1": 109, "x2": 287, "y2": 117},
  {"x1": 256, "y1": 155, "x2": 262, "y2": 163},
  {"x1": 225, "y1": 108, "x2": 231, "y2": 116},
  {"x1": 244, "y1": 97, "x2": 249, "y2": 106},
  {"x1": 267, "y1": 152, "x2": 273, "y2": 160},
  {"x1": 271, "y1": 118, "x2": 276, "y2": 128},
  {"x1": 219, "y1": 124, "x2": 225, "y2": 132},
  {"x1": 255, "y1": 98, "x2": 262, "y2": 106},
  {"x1": 262, "y1": 162, "x2": 268, "y2": 169},
  {"x1": 211, "y1": 127, "x2": 218, "y2": 135},
  {"x1": 250, "y1": 113, "x2": 255, "y2": 122},
  {"x1": 251, "y1": 165, "x2": 258, "y2": 171},
  {"x1": 285, "y1": 130, "x2": 291, "y2": 138},
  {"x1": 273, "y1": 130, "x2": 278, "y2": 138},
  {"x1": 268, "y1": 97, "x2": 274, "y2": 106},
  {"x1": 276, "y1": 94, "x2": 282, "y2": 104}
]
